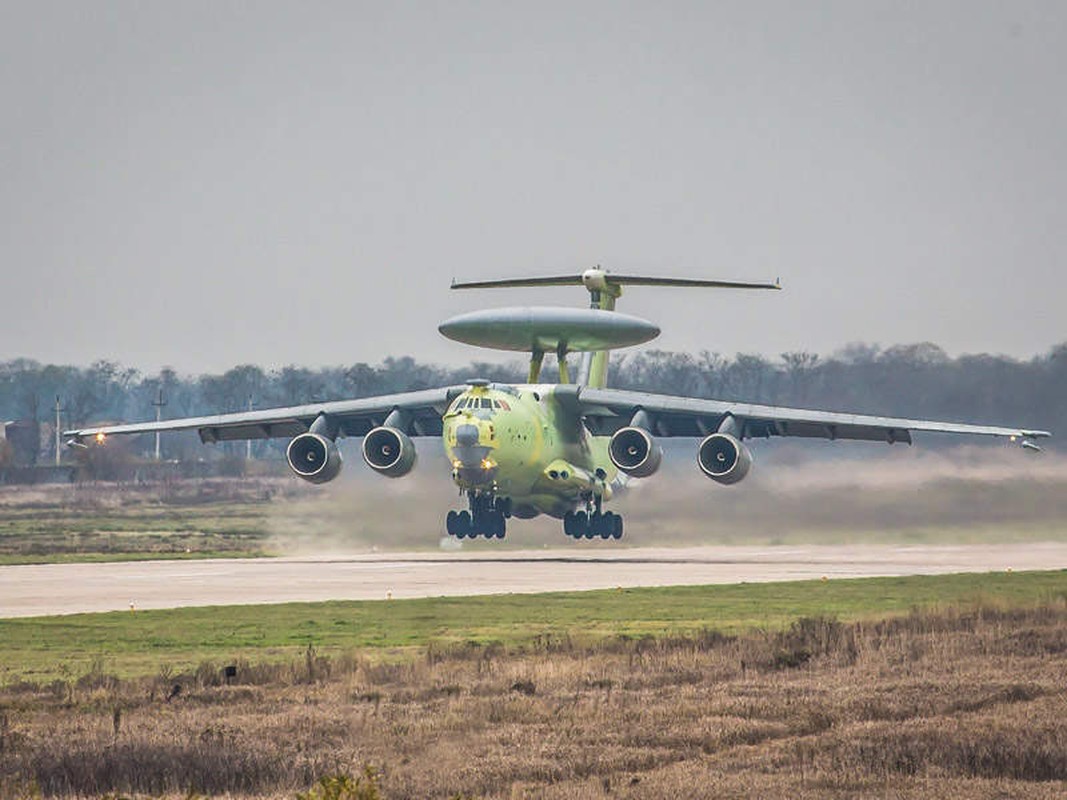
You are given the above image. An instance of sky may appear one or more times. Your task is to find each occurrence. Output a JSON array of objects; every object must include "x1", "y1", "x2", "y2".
[{"x1": 1, "y1": 1, "x2": 1064, "y2": 375}]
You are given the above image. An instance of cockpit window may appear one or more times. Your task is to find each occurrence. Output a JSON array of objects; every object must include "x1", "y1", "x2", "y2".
[{"x1": 480, "y1": 398, "x2": 492, "y2": 409}]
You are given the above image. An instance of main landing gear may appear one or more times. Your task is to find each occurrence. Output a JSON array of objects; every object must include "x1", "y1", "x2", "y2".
[
  {"x1": 563, "y1": 496, "x2": 623, "y2": 540},
  {"x1": 446, "y1": 494, "x2": 511, "y2": 539}
]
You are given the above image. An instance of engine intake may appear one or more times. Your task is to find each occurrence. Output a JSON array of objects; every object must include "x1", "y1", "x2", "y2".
[
  {"x1": 362, "y1": 426, "x2": 417, "y2": 477},
  {"x1": 698, "y1": 433, "x2": 752, "y2": 485},
  {"x1": 286, "y1": 432, "x2": 343, "y2": 484},
  {"x1": 609, "y1": 426, "x2": 663, "y2": 478}
]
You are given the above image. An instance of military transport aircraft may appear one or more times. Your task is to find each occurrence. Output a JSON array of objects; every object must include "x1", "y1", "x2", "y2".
[{"x1": 65, "y1": 269, "x2": 1051, "y2": 541}]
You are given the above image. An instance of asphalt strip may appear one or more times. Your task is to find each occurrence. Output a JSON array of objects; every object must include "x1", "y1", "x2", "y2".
[{"x1": 2, "y1": 543, "x2": 1066, "y2": 618}]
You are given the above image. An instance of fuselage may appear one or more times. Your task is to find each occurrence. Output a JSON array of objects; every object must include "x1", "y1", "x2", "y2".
[{"x1": 441, "y1": 383, "x2": 618, "y2": 518}]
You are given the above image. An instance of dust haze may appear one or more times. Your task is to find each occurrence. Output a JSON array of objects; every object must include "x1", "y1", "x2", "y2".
[{"x1": 265, "y1": 441, "x2": 1067, "y2": 553}]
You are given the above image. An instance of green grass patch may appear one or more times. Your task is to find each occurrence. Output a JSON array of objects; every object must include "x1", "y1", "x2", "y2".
[
  {"x1": 0, "y1": 503, "x2": 273, "y2": 564},
  {"x1": 3, "y1": 569, "x2": 1066, "y2": 683}
]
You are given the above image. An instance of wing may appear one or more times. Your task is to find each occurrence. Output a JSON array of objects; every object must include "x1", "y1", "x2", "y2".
[
  {"x1": 570, "y1": 387, "x2": 1051, "y2": 445},
  {"x1": 63, "y1": 386, "x2": 466, "y2": 444}
]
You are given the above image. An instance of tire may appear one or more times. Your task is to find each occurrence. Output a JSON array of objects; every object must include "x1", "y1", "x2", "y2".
[
  {"x1": 563, "y1": 511, "x2": 576, "y2": 537},
  {"x1": 612, "y1": 515, "x2": 623, "y2": 540},
  {"x1": 599, "y1": 513, "x2": 613, "y2": 539},
  {"x1": 446, "y1": 510, "x2": 458, "y2": 536},
  {"x1": 456, "y1": 510, "x2": 472, "y2": 539},
  {"x1": 494, "y1": 513, "x2": 506, "y2": 538}
]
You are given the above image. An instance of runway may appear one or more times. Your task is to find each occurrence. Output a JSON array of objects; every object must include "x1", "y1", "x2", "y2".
[{"x1": 3, "y1": 543, "x2": 1066, "y2": 618}]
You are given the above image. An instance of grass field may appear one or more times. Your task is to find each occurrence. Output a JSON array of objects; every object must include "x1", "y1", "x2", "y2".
[
  {"x1": 4, "y1": 457, "x2": 1067, "y2": 795},
  {"x1": 0, "y1": 480, "x2": 286, "y2": 564},
  {"x1": 4, "y1": 572, "x2": 1067, "y2": 798},
  {"x1": 3, "y1": 570, "x2": 1066, "y2": 683}
]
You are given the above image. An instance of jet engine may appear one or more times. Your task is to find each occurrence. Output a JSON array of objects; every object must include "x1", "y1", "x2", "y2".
[
  {"x1": 286, "y1": 432, "x2": 343, "y2": 484},
  {"x1": 608, "y1": 426, "x2": 663, "y2": 478},
  {"x1": 362, "y1": 426, "x2": 417, "y2": 478},
  {"x1": 697, "y1": 433, "x2": 752, "y2": 485}
]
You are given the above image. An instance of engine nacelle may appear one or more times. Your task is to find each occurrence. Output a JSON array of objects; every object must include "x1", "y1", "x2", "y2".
[
  {"x1": 286, "y1": 432, "x2": 343, "y2": 484},
  {"x1": 362, "y1": 426, "x2": 417, "y2": 478},
  {"x1": 698, "y1": 433, "x2": 753, "y2": 485},
  {"x1": 608, "y1": 426, "x2": 663, "y2": 478}
]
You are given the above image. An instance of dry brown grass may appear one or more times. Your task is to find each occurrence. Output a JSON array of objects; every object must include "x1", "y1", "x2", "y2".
[{"x1": 4, "y1": 603, "x2": 1067, "y2": 798}]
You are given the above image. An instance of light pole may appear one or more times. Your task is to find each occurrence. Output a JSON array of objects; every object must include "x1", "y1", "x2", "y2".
[
  {"x1": 152, "y1": 389, "x2": 166, "y2": 461},
  {"x1": 246, "y1": 394, "x2": 254, "y2": 461},
  {"x1": 54, "y1": 395, "x2": 65, "y2": 467}
]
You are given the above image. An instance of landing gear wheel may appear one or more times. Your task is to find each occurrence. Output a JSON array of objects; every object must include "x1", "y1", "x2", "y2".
[
  {"x1": 574, "y1": 511, "x2": 588, "y2": 537},
  {"x1": 563, "y1": 511, "x2": 580, "y2": 537},
  {"x1": 562, "y1": 507, "x2": 625, "y2": 541},
  {"x1": 455, "y1": 510, "x2": 472, "y2": 539},
  {"x1": 598, "y1": 512, "x2": 615, "y2": 540}
]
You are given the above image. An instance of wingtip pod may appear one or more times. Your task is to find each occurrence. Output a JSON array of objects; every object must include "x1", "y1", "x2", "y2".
[{"x1": 1011, "y1": 430, "x2": 1051, "y2": 453}]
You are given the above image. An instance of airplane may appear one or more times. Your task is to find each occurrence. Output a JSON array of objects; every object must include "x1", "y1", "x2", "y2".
[{"x1": 64, "y1": 268, "x2": 1051, "y2": 541}]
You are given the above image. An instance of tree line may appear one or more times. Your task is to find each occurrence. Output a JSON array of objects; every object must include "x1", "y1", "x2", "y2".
[{"x1": 1, "y1": 341, "x2": 1063, "y2": 463}]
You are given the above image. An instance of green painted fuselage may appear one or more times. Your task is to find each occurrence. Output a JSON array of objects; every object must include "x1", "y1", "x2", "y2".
[{"x1": 441, "y1": 383, "x2": 618, "y2": 519}]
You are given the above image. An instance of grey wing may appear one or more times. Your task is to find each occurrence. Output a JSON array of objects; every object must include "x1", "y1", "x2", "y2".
[
  {"x1": 63, "y1": 386, "x2": 466, "y2": 444},
  {"x1": 573, "y1": 387, "x2": 1051, "y2": 444}
]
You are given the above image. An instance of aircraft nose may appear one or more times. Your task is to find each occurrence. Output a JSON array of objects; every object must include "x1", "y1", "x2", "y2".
[{"x1": 455, "y1": 424, "x2": 480, "y2": 447}]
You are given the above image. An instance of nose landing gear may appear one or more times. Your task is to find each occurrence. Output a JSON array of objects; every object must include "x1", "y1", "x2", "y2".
[{"x1": 446, "y1": 494, "x2": 510, "y2": 539}]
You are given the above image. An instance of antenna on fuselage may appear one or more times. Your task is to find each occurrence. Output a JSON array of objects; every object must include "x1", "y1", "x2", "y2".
[{"x1": 448, "y1": 268, "x2": 780, "y2": 388}]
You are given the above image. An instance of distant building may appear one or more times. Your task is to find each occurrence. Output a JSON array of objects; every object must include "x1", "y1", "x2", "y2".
[{"x1": 2, "y1": 420, "x2": 40, "y2": 467}]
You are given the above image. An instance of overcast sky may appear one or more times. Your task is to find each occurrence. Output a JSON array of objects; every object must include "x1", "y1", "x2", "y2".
[{"x1": 1, "y1": 1, "x2": 1064, "y2": 374}]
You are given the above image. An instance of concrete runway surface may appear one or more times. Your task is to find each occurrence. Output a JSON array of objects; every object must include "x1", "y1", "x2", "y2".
[{"x1": 3, "y1": 543, "x2": 1066, "y2": 618}]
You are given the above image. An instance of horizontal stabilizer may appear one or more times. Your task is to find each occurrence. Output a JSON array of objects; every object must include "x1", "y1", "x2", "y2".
[
  {"x1": 601, "y1": 275, "x2": 780, "y2": 290},
  {"x1": 451, "y1": 275, "x2": 584, "y2": 289},
  {"x1": 451, "y1": 270, "x2": 780, "y2": 292}
]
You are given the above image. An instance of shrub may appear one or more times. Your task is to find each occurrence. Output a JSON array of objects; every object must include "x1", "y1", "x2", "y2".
[{"x1": 296, "y1": 768, "x2": 383, "y2": 800}]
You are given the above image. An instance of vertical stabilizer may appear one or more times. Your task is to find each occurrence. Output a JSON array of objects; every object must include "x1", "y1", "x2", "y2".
[{"x1": 586, "y1": 282, "x2": 620, "y2": 388}]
